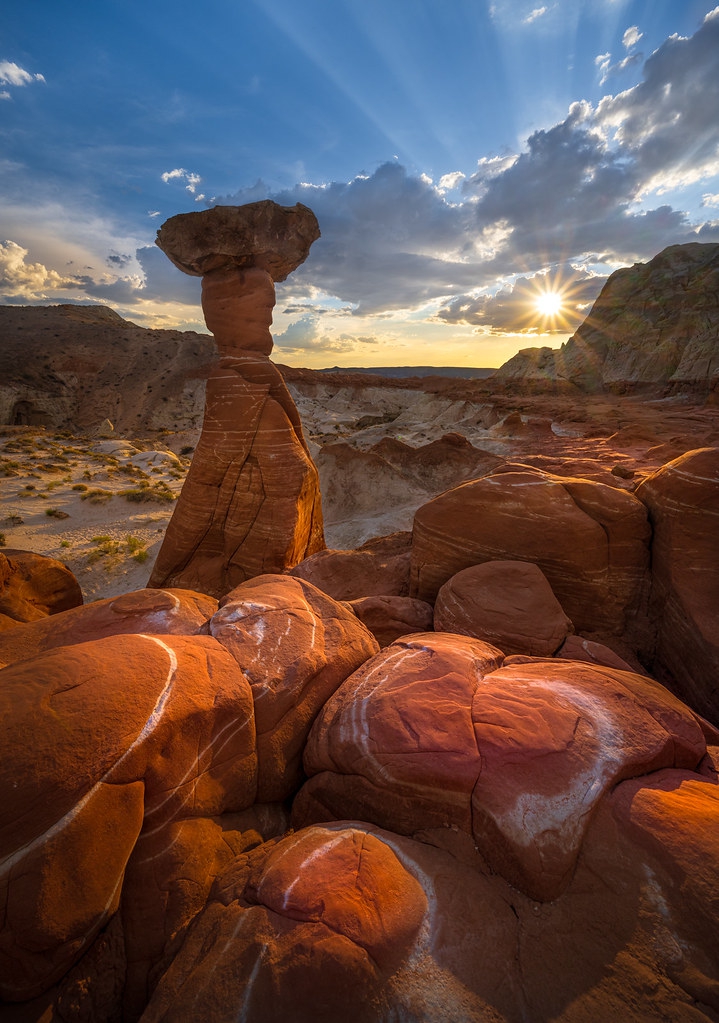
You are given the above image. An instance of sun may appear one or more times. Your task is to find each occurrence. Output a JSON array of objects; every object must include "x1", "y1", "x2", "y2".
[{"x1": 534, "y1": 291, "x2": 563, "y2": 317}]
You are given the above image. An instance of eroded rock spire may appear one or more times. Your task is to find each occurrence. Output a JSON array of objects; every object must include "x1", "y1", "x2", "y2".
[{"x1": 148, "y1": 201, "x2": 325, "y2": 597}]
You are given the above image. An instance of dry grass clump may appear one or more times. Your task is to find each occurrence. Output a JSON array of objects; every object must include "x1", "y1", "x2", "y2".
[
  {"x1": 123, "y1": 481, "x2": 175, "y2": 503},
  {"x1": 80, "y1": 488, "x2": 115, "y2": 504},
  {"x1": 86, "y1": 534, "x2": 149, "y2": 566}
]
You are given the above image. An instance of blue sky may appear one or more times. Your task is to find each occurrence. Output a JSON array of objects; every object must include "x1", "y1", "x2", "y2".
[{"x1": 2, "y1": 0, "x2": 718, "y2": 367}]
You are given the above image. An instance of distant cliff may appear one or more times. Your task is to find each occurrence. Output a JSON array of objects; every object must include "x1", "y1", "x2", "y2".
[
  {"x1": 0, "y1": 304, "x2": 216, "y2": 434},
  {"x1": 493, "y1": 243, "x2": 719, "y2": 397}
]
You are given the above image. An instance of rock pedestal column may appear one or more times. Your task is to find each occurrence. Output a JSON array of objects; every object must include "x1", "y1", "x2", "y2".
[{"x1": 148, "y1": 201, "x2": 325, "y2": 598}]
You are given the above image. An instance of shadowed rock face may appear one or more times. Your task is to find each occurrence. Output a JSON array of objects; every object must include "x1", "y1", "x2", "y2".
[
  {"x1": 155, "y1": 201, "x2": 320, "y2": 280},
  {"x1": 148, "y1": 203, "x2": 325, "y2": 597}
]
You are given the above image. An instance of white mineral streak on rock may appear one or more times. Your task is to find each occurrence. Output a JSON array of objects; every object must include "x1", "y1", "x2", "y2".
[
  {"x1": 0, "y1": 634, "x2": 177, "y2": 877},
  {"x1": 480, "y1": 676, "x2": 626, "y2": 853},
  {"x1": 332, "y1": 643, "x2": 481, "y2": 807},
  {"x1": 277, "y1": 831, "x2": 348, "y2": 911},
  {"x1": 139, "y1": 713, "x2": 253, "y2": 839}
]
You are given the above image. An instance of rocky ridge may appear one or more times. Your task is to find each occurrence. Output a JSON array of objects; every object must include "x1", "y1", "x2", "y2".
[{"x1": 493, "y1": 242, "x2": 719, "y2": 396}]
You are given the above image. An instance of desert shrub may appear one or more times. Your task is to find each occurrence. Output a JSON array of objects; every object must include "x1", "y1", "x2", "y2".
[
  {"x1": 45, "y1": 507, "x2": 70, "y2": 519},
  {"x1": 86, "y1": 534, "x2": 149, "y2": 566},
  {"x1": 123, "y1": 482, "x2": 175, "y2": 504},
  {"x1": 4, "y1": 514, "x2": 23, "y2": 526},
  {"x1": 60, "y1": 539, "x2": 71, "y2": 548},
  {"x1": 72, "y1": 483, "x2": 88, "y2": 492},
  {"x1": 80, "y1": 488, "x2": 114, "y2": 504}
]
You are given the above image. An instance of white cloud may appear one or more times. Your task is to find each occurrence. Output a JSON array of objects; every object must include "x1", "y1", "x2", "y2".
[
  {"x1": 0, "y1": 60, "x2": 45, "y2": 88},
  {"x1": 273, "y1": 313, "x2": 379, "y2": 356},
  {"x1": 161, "y1": 167, "x2": 203, "y2": 194},
  {"x1": 702, "y1": 192, "x2": 719, "y2": 208},
  {"x1": 596, "y1": 51, "x2": 643, "y2": 85},
  {"x1": 622, "y1": 26, "x2": 642, "y2": 49},
  {"x1": 438, "y1": 172, "x2": 465, "y2": 193},
  {"x1": 0, "y1": 240, "x2": 79, "y2": 299},
  {"x1": 524, "y1": 6, "x2": 548, "y2": 25}
]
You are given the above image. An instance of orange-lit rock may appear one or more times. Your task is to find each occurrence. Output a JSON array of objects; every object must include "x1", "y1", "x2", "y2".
[
  {"x1": 294, "y1": 633, "x2": 504, "y2": 836},
  {"x1": 347, "y1": 593, "x2": 434, "y2": 647},
  {"x1": 140, "y1": 824, "x2": 431, "y2": 1023},
  {"x1": 288, "y1": 531, "x2": 412, "y2": 600},
  {"x1": 410, "y1": 465, "x2": 651, "y2": 645},
  {"x1": 0, "y1": 633, "x2": 256, "y2": 1001},
  {"x1": 635, "y1": 447, "x2": 719, "y2": 722},
  {"x1": 209, "y1": 574, "x2": 378, "y2": 801},
  {"x1": 434, "y1": 559, "x2": 573, "y2": 655},
  {"x1": 119, "y1": 805, "x2": 289, "y2": 1021},
  {"x1": 295, "y1": 635, "x2": 707, "y2": 901},
  {"x1": 0, "y1": 586, "x2": 217, "y2": 665},
  {"x1": 148, "y1": 203, "x2": 324, "y2": 598},
  {"x1": 557, "y1": 633, "x2": 641, "y2": 673},
  {"x1": 141, "y1": 811, "x2": 719, "y2": 1023},
  {"x1": 0, "y1": 548, "x2": 82, "y2": 623}
]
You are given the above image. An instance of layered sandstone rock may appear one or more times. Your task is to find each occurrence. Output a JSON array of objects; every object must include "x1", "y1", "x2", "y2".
[
  {"x1": 434, "y1": 559, "x2": 574, "y2": 655},
  {"x1": 140, "y1": 804, "x2": 719, "y2": 1023},
  {"x1": 289, "y1": 531, "x2": 412, "y2": 600},
  {"x1": 294, "y1": 634, "x2": 708, "y2": 901},
  {"x1": 635, "y1": 447, "x2": 719, "y2": 721},
  {"x1": 207, "y1": 574, "x2": 379, "y2": 801},
  {"x1": 0, "y1": 586, "x2": 216, "y2": 665},
  {"x1": 0, "y1": 548, "x2": 82, "y2": 622},
  {"x1": 148, "y1": 203, "x2": 324, "y2": 597},
  {"x1": 348, "y1": 594, "x2": 434, "y2": 647},
  {"x1": 0, "y1": 633, "x2": 258, "y2": 1001},
  {"x1": 410, "y1": 465, "x2": 651, "y2": 645}
]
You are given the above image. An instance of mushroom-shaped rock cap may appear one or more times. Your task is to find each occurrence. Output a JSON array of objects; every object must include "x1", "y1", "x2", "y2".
[{"x1": 155, "y1": 200, "x2": 320, "y2": 281}]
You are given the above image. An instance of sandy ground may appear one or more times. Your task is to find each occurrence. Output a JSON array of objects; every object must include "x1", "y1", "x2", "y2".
[{"x1": 0, "y1": 426, "x2": 192, "y2": 602}]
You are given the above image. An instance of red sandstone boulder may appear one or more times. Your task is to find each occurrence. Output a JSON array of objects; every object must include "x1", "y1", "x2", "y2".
[
  {"x1": 289, "y1": 531, "x2": 412, "y2": 600},
  {"x1": 0, "y1": 549, "x2": 82, "y2": 623},
  {"x1": 294, "y1": 633, "x2": 504, "y2": 837},
  {"x1": 119, "y1": 804, "x2": 289, "y2": 1021},
  {"x1": 139, "y1": 825, "x2": 453, "y2": 1023},
  {"x1": 468, "y1": 660, "x2": 706, "y2": 900},
  {"x1": 575, "y1": 767, "x2": 719, "y2": 1015},
  {"x1": 410, "y1": 465, "x2": 651, "y2": 645},
  {"x1": 141, "y1": 811, "x2": 719, "y2": 1023},
  {"x1": 0, "y1": 587, "x2": 217, "y2": 666},
  {"x1": 433, "y1": 560, "x2": 573, "y2": 655},
  {"x1": 0, "y1": 633, "x2": 257, "y2": 1001},
  {"x1": 208, "y1": 574, "x2": 379, "y2": 801},
  {"x1": 557, "y1": 633, "x2": 641, "y2": 673},
  {"x1": 295, "y1": 635, "x2": 707, "y2": 901},
  {"x1": 347, "y1": 594, "x2": 434, "y2": 647},
  {"x1": 635, "y1": 447, "x2": 719, "y2": 722}
]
